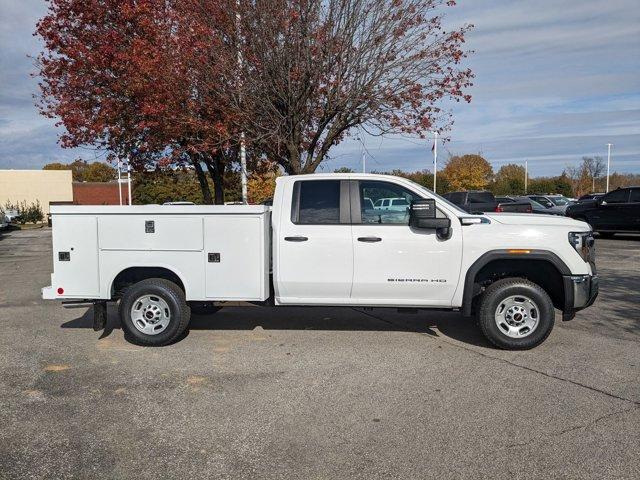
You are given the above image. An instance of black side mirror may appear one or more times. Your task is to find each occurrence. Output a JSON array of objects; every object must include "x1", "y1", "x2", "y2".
[{"x1": 409, "y1": 199, "x2": 451, "y2": 239}]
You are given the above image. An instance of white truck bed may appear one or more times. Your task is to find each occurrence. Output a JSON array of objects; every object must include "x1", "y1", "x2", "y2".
[{"x1": 43, "y1": 205, "x2": 271, "y2": 302}]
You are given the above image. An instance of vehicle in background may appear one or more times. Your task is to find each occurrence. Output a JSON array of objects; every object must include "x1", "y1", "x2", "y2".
[
  {"x1": 512, "y1": 197, "x2": 564, "y2": 215},
  {"x1": 373, "y1": 197, "x2": 410, "y2": 212},
  {"x1": 3, "y1": 208, "x2": 19, "y2": 224},
  {"x1": 494, "y1": 196, "x2": 533, "y2": 213},
  {"x1": 442, "y1": 191, "x2": 498, "y2": 213},
  {"x1": 527, "y1": 195, "x2": 574, "y2": 214},
  {"x1": 566, "y1": 186, "x2": 640, "y2": 237},
  {"x1": 577, "y1": 193, "x2": 604, "y2": 202},
  {"x1": 0, "y1": 210, "x2": 7, "y2": 229},
  {"x1": 163, "y1": 201, "x2": 196, "y2": 206}
]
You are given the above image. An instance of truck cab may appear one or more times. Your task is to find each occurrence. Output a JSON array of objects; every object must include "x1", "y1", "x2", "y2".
[{"x1": 43, "y1": 173, "x2": 598, "y2": 350}]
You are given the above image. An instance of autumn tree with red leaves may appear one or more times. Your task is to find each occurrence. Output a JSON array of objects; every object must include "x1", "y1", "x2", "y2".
[
  {"x1": 35, "y1": 0, "x2": 472, "y2": 200},
  {"x1": 35, "y1": 0, "x2": 237, "y2": 203}
]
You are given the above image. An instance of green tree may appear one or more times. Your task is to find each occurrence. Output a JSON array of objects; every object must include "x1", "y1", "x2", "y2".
[
  {"x1": 83, "y1": 162, "x2": 116, "y2": 182},
  {"x1": 43, "y1": 159, "x2": 116, "y2": 182},
  {"x1": 491, "y1": 164, "x2": 525, "y2": 195}
]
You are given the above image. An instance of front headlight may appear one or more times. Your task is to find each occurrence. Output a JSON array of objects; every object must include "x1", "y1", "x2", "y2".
[{"x1": 568, "y1": 231, "x2": 595, "y2": 263}]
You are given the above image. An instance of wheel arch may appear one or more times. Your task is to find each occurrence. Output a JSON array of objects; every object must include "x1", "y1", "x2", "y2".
[
  {"x1": 109, "y1": 266, "x2": 187, "y2": 299},
  {"x1": 462, "y1": 250, "x2": 571, "y2": 317}
]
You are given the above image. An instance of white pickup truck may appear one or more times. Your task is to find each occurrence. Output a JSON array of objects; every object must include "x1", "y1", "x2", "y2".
[{"x1": 43, "y1": 173, "x2": 598, "y2": 349}]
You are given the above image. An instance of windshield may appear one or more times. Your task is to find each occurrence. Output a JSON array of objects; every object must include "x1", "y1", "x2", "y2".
[
  {"x1": 550, "y1": 197, "x2": 570, "y2": 206},
  {"x1": 402, "y1": 179, "x2": 468, "y2": 215}
]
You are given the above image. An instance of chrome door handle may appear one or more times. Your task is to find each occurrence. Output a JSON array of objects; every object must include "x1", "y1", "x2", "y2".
[
  {"x1": 357, "y1": 236, "x2": 382, "y2": 242},
  {"x1": 284, "y1": 236, "x2": 308, "y2": 242}
]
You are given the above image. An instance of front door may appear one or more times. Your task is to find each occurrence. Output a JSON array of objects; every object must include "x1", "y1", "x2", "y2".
[
  {"x1": 599, "y1": 188, "x2": 630, "y2": 230},
  {"x1": 350, "y1": 180, "x2": 462, "y2": 306},
  {"x1": 275, "y1": 179, "x2": 353, "y2": 304}
]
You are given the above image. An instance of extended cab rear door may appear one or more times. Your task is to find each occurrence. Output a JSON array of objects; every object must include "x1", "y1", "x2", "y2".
[{"x1": 274, "y1": 179, "x2": 353, "y2": 303}]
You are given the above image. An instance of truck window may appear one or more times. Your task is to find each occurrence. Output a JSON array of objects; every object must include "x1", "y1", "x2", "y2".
[
  {"x1": 359, "y1": 181, "x2": 419, "y2": 224},
  {"x1": 531, "y1": 196, "x2": 553, "y2": 207},
  {"x1": 447, "y1": 192, "x2": 465, "y2": 205},
  {"x1": 468, "y1": 192, "x2": 494, "y2": 204},
  {"x1": 604, "y1": 189, "x2": 629, "y2": 204},
  {"x1": 294, "y1": 180, "x2": 341, "y2": 224},
  {"x1": 630, "y1": 189, "x2": 640, "y2": 203}
]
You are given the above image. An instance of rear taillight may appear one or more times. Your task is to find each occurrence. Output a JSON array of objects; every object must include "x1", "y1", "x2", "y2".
[
  {"x1": 526, "y1": 205, "x2": 532, "y2": 213},
  {"x1": 495, "y1": 205, "x2": 503, "y2": 212},
  {"x1": 57, "y1": 287, "x2": 64, "y2": 295}
]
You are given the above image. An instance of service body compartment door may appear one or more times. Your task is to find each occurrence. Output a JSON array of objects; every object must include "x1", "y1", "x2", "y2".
[
  {"x1": 51, "y1": 215, "x2": 100, "y2": 297},
  {"x1": 204, "y1": 215, "x2": 269, "y2": 301},
  {"x1": 99, "y1": 216, "x2": 203, "y2": 251}
]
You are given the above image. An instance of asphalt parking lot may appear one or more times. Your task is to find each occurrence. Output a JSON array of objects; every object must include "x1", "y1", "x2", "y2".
[{"x1": 0, "y1": 227, "x2": 638, "y2": 479}]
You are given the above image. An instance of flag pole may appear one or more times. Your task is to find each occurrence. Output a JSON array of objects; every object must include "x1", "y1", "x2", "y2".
[
  {"x1": 117, "y1": 159, "x2": 122, "y2": 206},
  {"x1": 606, "y1": 143, "x2": 612, "y2": 192},
  {"x1": 432, "y1": 131, "x2": 438, "y2": 192}
]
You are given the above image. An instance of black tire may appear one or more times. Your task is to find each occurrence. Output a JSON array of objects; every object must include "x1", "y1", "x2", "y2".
[
  {"x1": 477, "y1": 277, "x2": 555, "y2": 350},
  {"x1": 188, "y1": 301, "x2": 221, "y2": 315},
  {"x1": 119, "y1": 278, "x2": 191, "y2": 346},
  {"x1": 597, "y1": 232, "x2": 615, "y2": 239}
]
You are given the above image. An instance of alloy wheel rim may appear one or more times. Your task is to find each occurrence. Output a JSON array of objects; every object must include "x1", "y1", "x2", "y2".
[
  {"x1": 130, "y1": 294, "x2": 171, "y2": 335},
  {"x1": 494, "y1": 295, "x2": 540, "y2": 338}
]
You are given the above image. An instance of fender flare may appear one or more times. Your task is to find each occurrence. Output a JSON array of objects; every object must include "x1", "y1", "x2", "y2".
[
  {"x1": 461, "y1": 249, "x2": 571, "y2": 316},
  {"x1": 107, "y1": 265, "x2": 189, "y2": 299}
]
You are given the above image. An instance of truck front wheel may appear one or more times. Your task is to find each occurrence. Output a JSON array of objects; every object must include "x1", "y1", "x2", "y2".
[
  {"x1": 477, "y1": 278, "x2": 555, "y2": 350},
  {"x1": 119, "y1": 278, "x2": 191, "y2": 346}
]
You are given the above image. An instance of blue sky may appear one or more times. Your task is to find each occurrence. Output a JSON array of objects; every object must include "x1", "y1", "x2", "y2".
[{"x1": 1, "y1": 0, "x2": 639, "y2": 176}]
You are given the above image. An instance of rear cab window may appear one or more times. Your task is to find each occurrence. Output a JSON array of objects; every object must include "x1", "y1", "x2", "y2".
[
  {"x1": 468, "y1": 192, "x2": 494, "y2": 203},
  {"x1": 291, "y1": 180, "x2": 342, "y2": 224},
  {"x1": 604, "y1": 189, "x2": 629, "y2": 204}
]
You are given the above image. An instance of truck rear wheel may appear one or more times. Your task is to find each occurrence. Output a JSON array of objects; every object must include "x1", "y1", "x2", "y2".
[
  {"x1": 477, "y1": 278, "x2": 555, "y2": 350},
  {"x1": 119, "y1": 278, "x2": 191, "y2": 346}
]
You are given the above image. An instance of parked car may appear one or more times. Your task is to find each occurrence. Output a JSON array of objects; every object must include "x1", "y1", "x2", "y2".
[
  {"x1": 494, "y1": 196, "x2": 533, "y2": 213},
  {"x1": 3, "y1": 208, "x2": 19, "y2": 223},
  {"x1": 442, "y1": 191, "x2": 498, "y2": 213},
  {"x1": 512, "y1": 197, "x2": 564, "y2": 216},
  {"x1": 526, "y1": 195, "x2": 574, "y2": 214},
  {"x1": 43, "y1": 173, "x2": 598, "y2": 350},
  {"x1": 566, "y1": 186, "x2": 640, "y2": 237},
  {"x1": 373, "y1": 197, "x2": 410, "y2": 212},
  {"x1": 0, "y1": 210, "x2": 8, "y2": 229}
]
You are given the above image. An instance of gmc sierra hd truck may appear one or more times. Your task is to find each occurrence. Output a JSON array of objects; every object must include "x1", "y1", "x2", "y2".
[{"x1": 42, "y1": 173, "x2": 598, "y2": 349}]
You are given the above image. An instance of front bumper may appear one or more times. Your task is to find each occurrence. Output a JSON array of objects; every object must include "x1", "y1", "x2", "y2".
[{"x1": 562, "y1": 274, "x2": 599, "y2": 320}]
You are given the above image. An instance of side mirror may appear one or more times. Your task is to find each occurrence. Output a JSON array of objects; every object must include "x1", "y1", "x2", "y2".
[{"x1": 409, "y1": 199, "x2": 451, "y2": 239}]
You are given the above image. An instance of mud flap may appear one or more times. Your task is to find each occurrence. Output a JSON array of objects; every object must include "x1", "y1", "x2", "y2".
[{"x1": 93, "y1": 302, "x2": 107, "y2": 331}]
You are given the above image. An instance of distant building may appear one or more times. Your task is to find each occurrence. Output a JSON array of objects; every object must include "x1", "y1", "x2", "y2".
[
  {"x1": 0, "y1": 170, "x2": 73, "y2": 214},
  {"x1": 73, "y1": 181, "x2": 129, "y2": 205}
]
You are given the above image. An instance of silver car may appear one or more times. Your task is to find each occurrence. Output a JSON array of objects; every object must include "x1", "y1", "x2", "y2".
[{"x1": 527, "y1": 195, "x2": 574, "y2": 214}]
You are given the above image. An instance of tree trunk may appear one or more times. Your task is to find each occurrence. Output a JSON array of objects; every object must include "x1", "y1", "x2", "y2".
[
  {"x1": 204, "y1": 152, "x2": 225, "y2": 205},
  {"x1": 192, "y1": 156, "x2": 213, "y2": 204}
]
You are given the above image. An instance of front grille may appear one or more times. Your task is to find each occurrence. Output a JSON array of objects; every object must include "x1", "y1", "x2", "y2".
[{"x1": 586, "y1": 234, "x2": 596, "y2": 273}]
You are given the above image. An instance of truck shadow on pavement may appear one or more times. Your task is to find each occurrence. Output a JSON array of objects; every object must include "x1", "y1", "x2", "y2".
[{"x1": 62, "y1": 305, "x2": 492, "y2": 347}]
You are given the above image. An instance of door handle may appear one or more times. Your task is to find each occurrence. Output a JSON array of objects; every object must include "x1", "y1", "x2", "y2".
[
  {"x1": 284, "y1": 236, "x2": 308, "y2": 242},
  {"x1": 358, "y1": 236, "x2": 382, "y2": 242}
]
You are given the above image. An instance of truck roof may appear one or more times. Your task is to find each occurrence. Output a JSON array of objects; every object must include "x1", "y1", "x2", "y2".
[{"x1": 49, "y1": 204, "x2": 270, "y2": 215}]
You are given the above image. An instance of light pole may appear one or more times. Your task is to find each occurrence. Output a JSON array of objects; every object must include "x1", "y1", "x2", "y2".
[
  {"x1": 127, "y1": 161, "x2": 132, "y2": 206},
  {"x1": 432, "y1": 131, "x2": 438, "y2": 192},
  {"x1": 117, "y1": 159, "x2": 122, "y2": 206},
  {"x1": 525, "y1": 159, "x2": 528, "y2": 194},
  {"x1": 606, "y1": 143, "x2": 613, "y2": 192}
]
